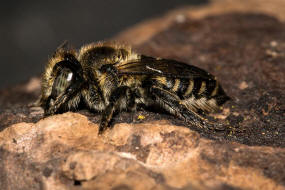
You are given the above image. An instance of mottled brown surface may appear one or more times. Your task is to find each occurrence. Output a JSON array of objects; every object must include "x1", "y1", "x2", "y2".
[
  {"x1": 1, "y1": 1, "x2": 285, "y2": 190},
  {"x1": 116, "y1": 0, "x2": 285, "y2": 45},
  {"x1": 1, "y1": 113, "x2": 285, "y2": 190}
]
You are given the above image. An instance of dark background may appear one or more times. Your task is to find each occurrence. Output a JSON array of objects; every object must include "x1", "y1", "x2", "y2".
[{"x1": 0, "y1": 0, "x2": 208, "y2": 89}]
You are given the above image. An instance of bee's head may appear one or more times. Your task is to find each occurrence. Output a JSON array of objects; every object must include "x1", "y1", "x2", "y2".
[{"x1": 40, "y1": 43, "x2": 83, "y2": 114}]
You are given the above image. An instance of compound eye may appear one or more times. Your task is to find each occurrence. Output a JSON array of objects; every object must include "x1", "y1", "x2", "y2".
[{"x1": 51, "y1": 68, "x2": 74, "y2": 99}]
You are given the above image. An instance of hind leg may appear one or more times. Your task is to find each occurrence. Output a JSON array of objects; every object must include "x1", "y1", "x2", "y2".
[{"x1": 149, "y1": 86, "x2": 224, "y2": 130}]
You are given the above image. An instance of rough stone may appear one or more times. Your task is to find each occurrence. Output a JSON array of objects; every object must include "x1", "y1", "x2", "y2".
[{"x1": 1, "y1": 113, "x2": 285, "y2": 190}]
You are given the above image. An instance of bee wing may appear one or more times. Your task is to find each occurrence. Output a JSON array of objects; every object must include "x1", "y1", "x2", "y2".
[{"x1": 116, "y1": 55, "x2": 215, "y2": 79}]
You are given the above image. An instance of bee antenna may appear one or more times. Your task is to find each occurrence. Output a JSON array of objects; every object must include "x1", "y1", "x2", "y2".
[
  {"x1": 51, "y1": 41, "x2": 70, "y2": 57},
  {"x1": 57, "y1": 40, "x2": 69, "y2": 51}
]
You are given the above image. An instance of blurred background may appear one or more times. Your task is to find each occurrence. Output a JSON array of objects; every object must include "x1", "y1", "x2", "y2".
[{"x1": 0, "y1": 0, "x2": 208, "y2": 89}]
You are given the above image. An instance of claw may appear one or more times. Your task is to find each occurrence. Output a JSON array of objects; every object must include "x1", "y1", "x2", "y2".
[
  {"x1": 207, "y1": 123, "x2": 226, "y2": 131},
  {"x1": 28, "y1": 98, "x2": 41, "y2": 108},
  {"x1": 98, "y1": 121, "x2": 108, "y2": 135}
]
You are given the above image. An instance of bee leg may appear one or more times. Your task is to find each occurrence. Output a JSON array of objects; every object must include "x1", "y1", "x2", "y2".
[
  {"x1": 99, "y1": 86, "x2": 135, "y2": 134},
  {"x1": 127, "y1": 89, "x2": 137, "y2": 123},
  {"x1": 150, "y1": 86, "x2": 224, "y2": 131},
  {"x1": 45, "y1": 94, "x2": 68, "y2": 116},
  {"x1": 45, "y1": 80, "x2": 84, "y2": 116},
  {"x1": 28, "y1": 96, "x2": 42, "y2": 107},
  {"x1": 99, "y1": 104, "x2": 116, "y2": 134}
]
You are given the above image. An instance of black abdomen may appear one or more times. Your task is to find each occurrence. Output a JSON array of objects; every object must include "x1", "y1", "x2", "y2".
[{"x1": 155, "y1": 76, "x2": 229, "y2": 106}]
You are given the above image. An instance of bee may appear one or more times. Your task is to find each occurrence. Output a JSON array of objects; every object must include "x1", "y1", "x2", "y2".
[{"x1": 38, "y1": 42, "x2": 230, "y2": 134}]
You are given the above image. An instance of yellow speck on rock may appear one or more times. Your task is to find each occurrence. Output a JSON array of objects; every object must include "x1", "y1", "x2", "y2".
[{"x1": 138, "y1": 115, "x2": 145, "y2": 120}]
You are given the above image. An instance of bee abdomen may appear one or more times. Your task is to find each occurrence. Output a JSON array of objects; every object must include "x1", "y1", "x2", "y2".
[
  {"x1": 183, "y1": 78, "x2": 227, "y2": 100},
  {"x1": 154, "y1": 77, "x2": 206, "y2": 98},
  {"x1": 154, "y1": 76, "x2": 228, "y2": 100},
  {"x1": 182, "y1": 78, "x2": 229, "y2": 112},
  {"x1": 154, "y1": 76, "x2": 229, "y2": 112},
  {"x1": 170, "y1": 78, "x2": 208, "y2": 99},
  {"x1": 204, "y1": 79, "x2": 230, "y2": 105}
]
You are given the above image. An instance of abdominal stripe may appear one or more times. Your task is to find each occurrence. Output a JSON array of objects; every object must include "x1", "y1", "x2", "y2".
[
  {"x1": 184, "y1": 79, "x2": 194, "y2": 97},
  {"x1": 192, "y1": 79, "x2": 202, "y2": 97}
]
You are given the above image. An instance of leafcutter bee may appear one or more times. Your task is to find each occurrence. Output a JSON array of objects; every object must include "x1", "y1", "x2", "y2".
[{"x1": 38, "y1": 42, "x2": 230, "y2": 134}]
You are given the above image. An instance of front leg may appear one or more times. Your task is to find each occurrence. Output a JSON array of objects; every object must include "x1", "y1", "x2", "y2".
[
  {"x1": 45, "y1": 79, "x2": 84, "y2": 116},
  {"x1": 99, "y1": 86, "x2": 135, "y2": 134},
  {"x1": 44, "y1": 93, "x2": 68, "y2": 116}
]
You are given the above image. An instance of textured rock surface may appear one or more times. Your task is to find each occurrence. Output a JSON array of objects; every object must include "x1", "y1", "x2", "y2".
[
  {"x1": 1, "y1": 113, "x2": 285, "y2": 190},
  {"x1": 1, "y1": 0, "x2": 285, "y2": 189}
]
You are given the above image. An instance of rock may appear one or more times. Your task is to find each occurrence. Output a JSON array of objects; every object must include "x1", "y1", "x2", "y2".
[
  {"x1": 115, "y1": 0, "x2": 285, "y2": 45},
  {"x1": 1, "y1": 0, "x2": 285, "y2": 189},
  {"x1": 1, "y1": 113, "x2": 285, "y2": 190}
]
